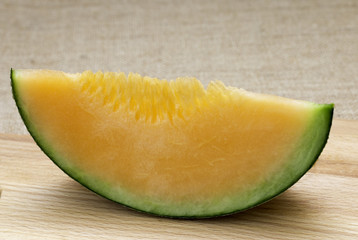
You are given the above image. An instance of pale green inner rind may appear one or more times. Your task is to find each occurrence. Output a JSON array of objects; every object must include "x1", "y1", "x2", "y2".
[
  {"x1": 234, "y1": 104, "x2": 334, "y2": 212},
  {"x1": 11, "y1": 69, "x2": 333, "y2": 218}
]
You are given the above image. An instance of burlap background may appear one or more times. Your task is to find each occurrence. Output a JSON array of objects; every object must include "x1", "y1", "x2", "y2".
[{"x1": 1, "y1": 0, "x2": 357, "y2": 134}]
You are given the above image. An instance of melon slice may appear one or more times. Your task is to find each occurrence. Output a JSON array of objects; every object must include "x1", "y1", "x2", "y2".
[{"x1": 11, "y1": 69, "x2": 333, "y2": 218}]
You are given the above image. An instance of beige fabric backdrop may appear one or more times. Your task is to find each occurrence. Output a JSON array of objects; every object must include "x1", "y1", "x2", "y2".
[{"x1": 1, "y1": 0, "x2": 357, "y2": 134}]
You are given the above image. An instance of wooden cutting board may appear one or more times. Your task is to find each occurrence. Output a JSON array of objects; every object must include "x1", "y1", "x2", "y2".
[{"x1": 1, "y1": 119, "x2": 357, "y2": 239}]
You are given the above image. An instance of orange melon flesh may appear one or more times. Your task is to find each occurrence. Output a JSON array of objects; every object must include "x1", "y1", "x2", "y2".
[{"x1": 11, "y1": 69, "x2": 333, "y2": 218}]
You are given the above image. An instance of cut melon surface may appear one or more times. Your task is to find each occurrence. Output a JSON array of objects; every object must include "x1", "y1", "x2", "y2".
[{"x1": 11, "y1": 69, "x2": 333, "y2": 218}]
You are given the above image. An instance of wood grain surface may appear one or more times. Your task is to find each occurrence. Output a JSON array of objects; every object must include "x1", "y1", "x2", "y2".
[
  {"x1": 0, "y1": 119, "x2": 357, "y2": 239},
  {"x1": 1, "y1": 1, "x2": 357, "y2": 238}
]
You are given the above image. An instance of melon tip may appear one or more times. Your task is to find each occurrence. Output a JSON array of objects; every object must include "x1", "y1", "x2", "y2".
[
  {"x1": 10, "y1": 68, "x2": 16, "y2": 97},
  {"x1": 10, "y1": 68, "x2": 19, "y2": 84},
  {"x1": 323, "y1": 103, "x2": 334, "y2": 116}
]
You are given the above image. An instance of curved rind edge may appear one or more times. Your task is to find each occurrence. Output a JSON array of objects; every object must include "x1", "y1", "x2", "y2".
[{"x1": 11, "y1": 69, "x2": 334, "y2": 219}]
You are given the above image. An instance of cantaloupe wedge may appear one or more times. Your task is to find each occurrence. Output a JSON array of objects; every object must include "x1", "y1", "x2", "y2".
[{"x1": 11, "y1": 69, "x2": 333, "y2": 218}]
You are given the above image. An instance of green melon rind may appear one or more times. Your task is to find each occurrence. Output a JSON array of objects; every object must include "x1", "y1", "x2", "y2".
[{"x1": 11, "y1": 69, "x2": 333, "y2": 218}]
